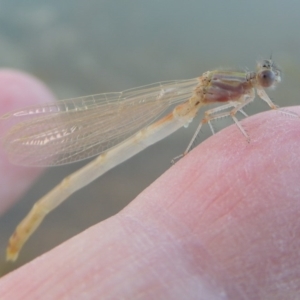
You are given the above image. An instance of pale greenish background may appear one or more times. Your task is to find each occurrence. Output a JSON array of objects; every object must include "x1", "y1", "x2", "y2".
[{"x1": 1, "y1": 0, "x2": 300, "y2": 274}]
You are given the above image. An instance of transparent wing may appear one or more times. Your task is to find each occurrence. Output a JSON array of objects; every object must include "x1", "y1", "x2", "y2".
[{"x1": 1, "y1": 79, "x2": 198, "y2": 166}]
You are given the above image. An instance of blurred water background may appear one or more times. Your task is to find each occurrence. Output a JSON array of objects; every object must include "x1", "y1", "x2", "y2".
[{"x1": 1, "y1": 0, "x2": 300, "y2": 273}]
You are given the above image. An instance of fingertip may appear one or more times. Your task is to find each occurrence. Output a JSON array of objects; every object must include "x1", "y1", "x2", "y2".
[
  {"x1": 0, "y1": 69, "x2": 55, "y2": 113},
  {"x1": 0, "y1": 69, "x2": 56, "y2": 213}
]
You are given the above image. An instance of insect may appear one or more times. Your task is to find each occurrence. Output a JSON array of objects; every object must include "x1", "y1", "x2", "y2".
[{"x1": 1, "y1": 59, "x2": 290, "y2": 261}]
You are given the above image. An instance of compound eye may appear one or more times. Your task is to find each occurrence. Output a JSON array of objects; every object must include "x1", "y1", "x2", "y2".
[{"x1": 258, "y1": 69, "x2": 276, "y2": 87}]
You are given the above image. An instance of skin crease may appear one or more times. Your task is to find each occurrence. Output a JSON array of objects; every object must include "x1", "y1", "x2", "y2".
[{"x1": 0, "y1": 71, "x2": 300, "y2": 299}]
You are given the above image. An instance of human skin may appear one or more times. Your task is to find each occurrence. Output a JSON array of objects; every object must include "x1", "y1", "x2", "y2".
[{"x1": 0, "y1": 70, "x2": 300, "y2": 299}]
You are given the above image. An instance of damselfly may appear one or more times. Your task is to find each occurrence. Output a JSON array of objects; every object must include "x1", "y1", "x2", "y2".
[{"x1": 1, "y1": 59, "x2": 291, "y2": 261}]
